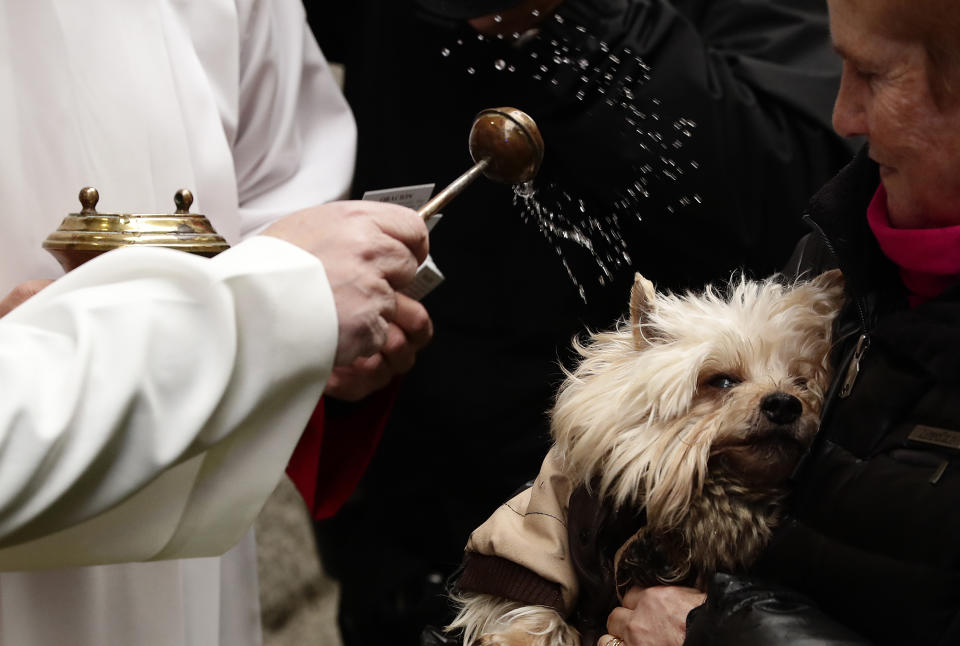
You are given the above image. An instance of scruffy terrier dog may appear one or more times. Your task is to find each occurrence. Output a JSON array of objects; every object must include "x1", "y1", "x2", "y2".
[{"x1": 449, "y1": 271, "x2": 844, "y2": 646}]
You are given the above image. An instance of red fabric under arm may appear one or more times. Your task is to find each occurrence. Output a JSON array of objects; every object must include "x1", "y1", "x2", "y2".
[{"x1": 285, "y1": 382, "x2": 399, "y2": 519}]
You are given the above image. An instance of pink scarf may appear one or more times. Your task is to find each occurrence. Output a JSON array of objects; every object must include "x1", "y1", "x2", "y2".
[{"x1": 866, "y1": 185, "x2": 960, "y2": 307}]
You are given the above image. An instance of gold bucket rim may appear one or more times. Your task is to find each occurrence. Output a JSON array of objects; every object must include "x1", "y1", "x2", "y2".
[{"x1": 42, "y1": 187, "x2": 231, "y2": 255}]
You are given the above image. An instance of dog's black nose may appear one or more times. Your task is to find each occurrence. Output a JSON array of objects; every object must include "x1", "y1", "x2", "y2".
[{"x1": 761, "y1": 392, "x2": 803, "y2": 424}]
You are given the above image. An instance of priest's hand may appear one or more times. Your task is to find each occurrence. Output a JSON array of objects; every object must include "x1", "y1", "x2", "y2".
[
  {"x1": 601, "y1": 586, "x2": 706, "y2": 646},
  {"x1": 324, "y1": 293, "x2": 433, "y2": 401},
  {"x1": 0, "y1": 280, "x2": 54, "y2": 318},
  {"x1": 262, "y1": 201, "x2": 429, "y2": 366}
]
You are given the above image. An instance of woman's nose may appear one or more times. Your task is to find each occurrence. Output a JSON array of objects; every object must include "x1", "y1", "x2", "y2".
[{"x1": 832, "y1": 65, "x2": 868, "y2": 138}]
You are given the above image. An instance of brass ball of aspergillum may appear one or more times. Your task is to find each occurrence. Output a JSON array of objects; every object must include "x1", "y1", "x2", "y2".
[
  {"x1": 415, "y1": 107, "x2": 544, "y2": 221},
  {"x1": 468, "y1": 107, "x2": 544, "y2": 185}
]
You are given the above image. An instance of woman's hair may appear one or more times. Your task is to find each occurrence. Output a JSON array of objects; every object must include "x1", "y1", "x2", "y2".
[{"x1": 870, "y1": 0, "x2": 960, "y2": 106}]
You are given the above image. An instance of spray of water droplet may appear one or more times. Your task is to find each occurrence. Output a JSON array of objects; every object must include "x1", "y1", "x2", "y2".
[
  {"x1": 514, "y1": 181, "x2": 536, "y2": 199},
  {"x1": 511, "y1": 182, "x2": 633, "y2": 302},
  {"x1": 435, "y1": 17, "x2": 704, "y2": 297}
]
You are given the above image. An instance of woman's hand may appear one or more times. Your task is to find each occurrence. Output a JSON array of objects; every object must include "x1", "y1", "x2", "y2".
[{"x1": 599, "y1": 586, "x2": 706, "y2": 646}]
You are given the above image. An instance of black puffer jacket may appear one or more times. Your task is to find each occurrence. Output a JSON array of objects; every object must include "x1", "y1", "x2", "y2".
[{"x1": 686, "y1": 148, "x2": 960, "y2": 646}]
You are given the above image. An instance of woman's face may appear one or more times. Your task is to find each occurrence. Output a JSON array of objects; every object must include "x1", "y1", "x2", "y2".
[{"x1": 828, "y1": 0, "x2": 960, "y2": 228}]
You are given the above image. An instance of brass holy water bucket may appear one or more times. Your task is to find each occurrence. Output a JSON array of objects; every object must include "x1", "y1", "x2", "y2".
[{"x1": 43, "y1": 187, "x2": 230, "y2": 272}]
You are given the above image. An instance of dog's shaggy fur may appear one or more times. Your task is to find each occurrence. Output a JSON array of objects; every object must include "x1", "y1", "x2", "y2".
[{"x1": 450, "y1": 271, "x2": 844, "y2": 646}]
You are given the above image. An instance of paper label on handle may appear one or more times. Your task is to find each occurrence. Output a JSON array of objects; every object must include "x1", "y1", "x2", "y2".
[
  {"x1": 361, "y1": 183, "x2": 444, "y2": 299},
  {"x1": 361, "y1": 183, "x2": 435, "y2": 210}
]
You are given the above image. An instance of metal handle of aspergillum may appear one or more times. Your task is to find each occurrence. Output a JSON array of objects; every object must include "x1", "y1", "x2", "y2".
[{"x1": 416, "y1": 107, "x2": 544, "y2": 221}]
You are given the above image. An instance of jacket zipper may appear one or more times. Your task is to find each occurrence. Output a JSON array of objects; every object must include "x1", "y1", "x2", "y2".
[
  {"x1": 838, "y1": 333, "x2": 870, "y2": 398},
  {"x1": 804, "y1": 215, "x2": 871, "y2": 399}
]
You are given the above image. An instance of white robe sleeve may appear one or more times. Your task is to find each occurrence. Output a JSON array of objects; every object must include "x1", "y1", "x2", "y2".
[
  {"x1": 0, "y1": 235, "x2": 337, "y2": 569},
  {"x1": 232, "y1": 0, "x2": 358, "y2": 236}
]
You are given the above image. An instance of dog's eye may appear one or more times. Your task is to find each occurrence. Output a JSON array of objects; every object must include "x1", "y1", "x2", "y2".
[
  {"x1": 707, "y1": 374, "x2": 742, "y2": 389},
  {"x1": 794, "y1": 377, "x2": 810, "y2": 390}
]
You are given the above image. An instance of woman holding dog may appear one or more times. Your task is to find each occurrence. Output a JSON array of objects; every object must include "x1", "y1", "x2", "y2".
[{"x1": 601, "y1": 0, "x2": 960, "y2": 644}]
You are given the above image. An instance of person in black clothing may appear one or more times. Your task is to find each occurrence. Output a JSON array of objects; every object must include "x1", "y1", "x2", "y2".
[
  {"x1": 305, "y1": 1, "x2": 853, "y2": 643},
  {"x1": 601, "y1": 1, "x2": 960, "y2": 644}
]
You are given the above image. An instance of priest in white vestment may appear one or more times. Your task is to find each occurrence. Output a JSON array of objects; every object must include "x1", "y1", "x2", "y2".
[{"x1": 0, "y1": 0, "x2": 429, "y2": 643}]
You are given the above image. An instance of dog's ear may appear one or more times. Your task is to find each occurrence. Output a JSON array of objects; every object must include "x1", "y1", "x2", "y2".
[
  {"x1": 809, "y1": 268, "x2": 846, "y2": 311},
  {"x1": 810, "y1": 268, "x2": 844, "y2": 291},
  {"x1": 630, "y1": 272, "x2": 657, "y2": 349}
]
